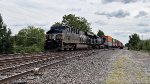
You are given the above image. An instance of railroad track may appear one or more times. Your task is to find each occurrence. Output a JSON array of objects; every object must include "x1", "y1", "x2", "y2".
[
  {"x1": 0, "y1": 51, "x2": 67, "y2": 73},
  {"x1": 0, "y1": 52, "x2": 63, "y2": 69},
  {"x1": 0, "y1": 50, "x2": 98, "y2": 84},
  {"x1": 0, "y1": 55, "x2": 46, "y2": 68},
  {"x1": 0, "y1": 53, "x2": 42, "y2": 60}
]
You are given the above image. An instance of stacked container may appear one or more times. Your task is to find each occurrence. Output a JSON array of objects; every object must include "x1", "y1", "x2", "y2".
[
  {"x1": 102, "y1": 35, "x2": 123, "y2": 49},
  {"x1": 102, "y1": 36, "x2": 113, "y2": 48}
]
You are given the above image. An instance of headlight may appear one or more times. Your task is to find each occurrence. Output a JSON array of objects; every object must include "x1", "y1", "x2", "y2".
[{"x1": 52, "y1": 34, "x2": 56, "y2": 39}]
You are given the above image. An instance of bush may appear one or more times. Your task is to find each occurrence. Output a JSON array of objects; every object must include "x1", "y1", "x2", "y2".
[
  {"x1": 14, "y1": 44, "x2": 43, "y2": 54},
  {"x1": 143, "y1": 40, "x2": 150, "y2": 51},
  {"x1": 13, "y1": 26, "x2": 46, "y2": 54},
  {"x1": 134, "y1": 40, "x2": 150, "y2": 52},
  {"x1": 128, "y1": 33, "x2": 150, "y2": 52}
]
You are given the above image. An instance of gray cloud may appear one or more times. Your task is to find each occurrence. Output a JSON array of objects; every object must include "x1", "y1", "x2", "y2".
[
  {"x1": 137, "y1": 23, "x2": 150, "y2": 26},
  {"x1": 101, "y1": 0, "x2": 140, "y2": 4},
  {"x1": 135, "y1": 11, "x2": 148, "y2": 18},
  {"x1": 112, "y1": 32, "x2": 127, "y2": 37},
  {"x1": 136, "y1": 29, "x2": 150, "y2": 33},
  {"x1": 94, "y1": 20, "x2": 108, "y2": 25},
  {"x1": 67, "y1": 8, "x2": 81, "y2": 11},
  {"x1": 95, "y1": 10, "x2": 130, "y2": 18},
  {"x1": 11, "y1": 23, "x2": 47, "y2": 27}
]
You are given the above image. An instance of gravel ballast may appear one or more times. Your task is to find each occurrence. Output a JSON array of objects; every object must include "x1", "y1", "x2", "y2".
[
  {"x1": 14, "y1": 49, "x2": 150, "y2": 84},
  {"x1": 36, "y1": 50, "x2": 119, "y2": 84}
]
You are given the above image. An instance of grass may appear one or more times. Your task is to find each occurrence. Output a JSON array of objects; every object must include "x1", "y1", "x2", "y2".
[
  {"x1": 105, "y1": 56, "x2": 150, "y2": 84},
  {"x1": 105, "y1": 56, "x2": 128, "y2": 84}
]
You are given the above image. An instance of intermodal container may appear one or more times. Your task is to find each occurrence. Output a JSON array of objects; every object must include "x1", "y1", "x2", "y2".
[
  {"x1": 102, "y1": 35, "x2": 113, "y2": 47},
  {"x1": 102, "y1": 36, "x2": 112, "y2": 42}
]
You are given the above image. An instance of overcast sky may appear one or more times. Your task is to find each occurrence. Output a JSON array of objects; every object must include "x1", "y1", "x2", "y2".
[{"x1": 0, "y1": 0, "x2": 150, "y2": 44}]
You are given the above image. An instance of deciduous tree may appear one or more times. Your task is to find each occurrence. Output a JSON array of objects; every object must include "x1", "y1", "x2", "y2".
[
  {"x1": 51, "y1": 22, "x2": 62, "y2": 27},
  {"x1": 0, "y1": 14, "x2": 13, "y2": 53},
  {"x1": 128, "y1": 33, "x2": 141, "y2": 50},
  {"x1": 51, "y1": 14, "x2": 92, "y2": 32},
  {"x1": 97, "y1": 30, "x2": 105, "y2": 37},
  {"x1": 15, "y1": 26, "x2": 45, "y2": 53},
  {"x1": 62, "y1": 14, "x2": 91, "y2": 32}
]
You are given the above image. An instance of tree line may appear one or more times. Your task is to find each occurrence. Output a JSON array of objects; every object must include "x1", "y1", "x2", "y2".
[
  {"x1": 0, "y1": 14, "x2": 104, "y2": 54},
  {"x1": 126, "y1": 33, "x2": 150, "y2": 52},
  {"x1": 0, "y1": 13, "x2": 45, "y2": 54}
]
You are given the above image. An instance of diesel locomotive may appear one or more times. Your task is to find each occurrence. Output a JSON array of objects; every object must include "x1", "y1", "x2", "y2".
[{"x1": 44, "y1": 26, "x2": 123, "y2": 51}]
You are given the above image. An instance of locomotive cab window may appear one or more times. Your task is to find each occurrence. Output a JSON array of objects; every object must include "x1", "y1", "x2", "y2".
[
  {"x1": 74, "y1": 29, "x2": 75, "y2": 33},
  {"x1": 76, "y1": 29, "x2": 77, "y2": 34}
]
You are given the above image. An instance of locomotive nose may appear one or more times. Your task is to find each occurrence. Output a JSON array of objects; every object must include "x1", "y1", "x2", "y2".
[{"x1": 56, "y1": 33, "x2": 64, "y2": 40}]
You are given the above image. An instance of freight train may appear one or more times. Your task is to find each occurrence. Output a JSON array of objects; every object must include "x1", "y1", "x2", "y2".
[{"x1": 44, "y1": 26, "x2": 123, "y2": 51}]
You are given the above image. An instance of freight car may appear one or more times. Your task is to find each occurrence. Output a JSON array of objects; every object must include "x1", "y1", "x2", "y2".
[
  {"x1": 102, "y1": 36, "x2": 113, "y2": 48},
  {"x1": 101, "y1": 35, "x2": 124, "y2": 49},
  {"x1": 44, "y1": 26, "x2": 123, "y2": 51},
  {"x1": 117, "y1": 40, "x2": 124, "y2": 49}
]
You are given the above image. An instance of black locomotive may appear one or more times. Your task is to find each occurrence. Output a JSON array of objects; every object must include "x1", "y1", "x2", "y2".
[
  {"x1": 44, "y1": 26, "x2": 105, "y2": 50},
  {"x1": 44, "y1": 26, "x2": 124, "y2": 51}
]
